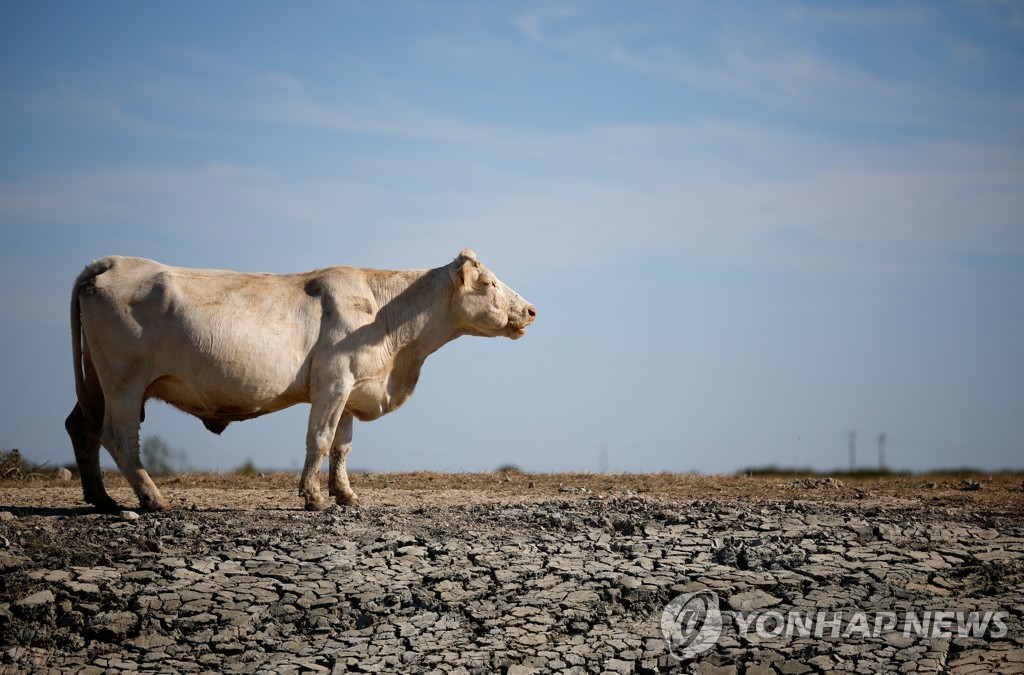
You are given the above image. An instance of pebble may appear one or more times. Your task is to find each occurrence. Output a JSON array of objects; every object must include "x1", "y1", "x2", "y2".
[
  {"x1": 15, "y1": 589, "x2": 54, "y2": 608},
  {"x1": 51, "y1": 468, "x2": 73, "y2": 482}
]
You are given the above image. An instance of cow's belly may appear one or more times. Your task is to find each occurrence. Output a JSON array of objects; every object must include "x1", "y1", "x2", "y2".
[
  {"x1": 140, "y1": 305, "x2": 313, "y2": 414},
  {"x1": 145, "y1": 359, "x2": 307, "y2": 420}
]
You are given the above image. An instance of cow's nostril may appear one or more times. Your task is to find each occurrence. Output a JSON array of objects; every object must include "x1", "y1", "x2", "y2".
[{"x1": 527, "y1": 306, "x2": 536, "y2": 318}]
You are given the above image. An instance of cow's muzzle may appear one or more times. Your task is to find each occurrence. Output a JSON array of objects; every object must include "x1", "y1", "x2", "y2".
[{"x1": 509, "y1": 304, "x2": 536, "y2": 338}]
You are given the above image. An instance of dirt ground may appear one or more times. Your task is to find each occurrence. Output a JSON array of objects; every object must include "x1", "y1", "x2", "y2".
[
  {"x1": 4, "y1": 470, "x2": 1024, "y2": 514},
  {"x1": 2, "y1": 472, "x2": 1022, "y2": 673}
]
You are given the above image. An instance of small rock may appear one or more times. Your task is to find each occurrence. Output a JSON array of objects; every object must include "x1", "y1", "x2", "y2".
[
  {"x1": 52, "y1": 467, "x2": 73, "y2": 481},
  {"x1": 214, "y1": 642, "x2": 245, "y2": 654},
  {"x1": 778, "y1": 662, "x2": 812, "y2": 675},
  {"x1": 507, "y1": 666, "x2": 536, "y2": 675},
  {"x1": 603, "y1": 659, "x2": 636, "y2": 674},
  {"x1": 65, "y1": 581, "x2": 101, "y2": 596},
  {"x1": 727, "y1": 589, "x2": 781, "y2": 612},
  {"x1": 562, "y1": 589, "x2": 601, "y2": 605},
  {"x1": 130, "y1": 633, "x2": 177, "y2": 650},
  {"x1": 16, "y1": 590, "x2": 55, "y2": 608},
  {"x1": 692, "y1": 665, "x2": 738, "y2": 675},
  {"x1": 789, "y1": 476, "x2": 845, "y2": 490},
  {"x1": 397, "y1": 545, "x2": 427, "y2": 557},
  {"x1": 0, "y1": 511, "x2": 15, "y2": 522},
  {"x1": 89, "y1": 611, "x2": 138, "y2": 639},
  {"x1": 120, "y1": 510, "x2": 140, "y2": 521},
  {"x1": 874, "y1": 523, "x2": 901, "y2": 542}
]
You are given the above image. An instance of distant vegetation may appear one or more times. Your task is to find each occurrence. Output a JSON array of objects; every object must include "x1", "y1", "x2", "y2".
[
  {"x1": 141, "y1": 436, "x2": 190, "y2": 476},
  {"x1": 738, "y1": 465, "x2": 907, "y2": 478},
  {"x1": 0, "y1": 449, "x2": 30, "y2": 480},
  {"x1": 0, "y1": 448, "x2": 66, "y2": 481},
  {"x1": 737, "y1": 465, "x2": 1022, "y2": 478},
  {"x1": 3, "y1": 447, "x2": 1020, "y2": 481}
]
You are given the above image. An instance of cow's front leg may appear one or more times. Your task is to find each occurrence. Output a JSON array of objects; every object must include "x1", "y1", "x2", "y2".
[
  {"x1": 328, "y1": 412, "x2": 358, "y2": 506},
  {"x1": 299, "y1": 386, "x2": 348, "y2": 511}
]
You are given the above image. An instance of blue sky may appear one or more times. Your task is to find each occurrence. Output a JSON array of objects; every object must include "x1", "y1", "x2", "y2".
[{"x1": 1, "y1": 1, "x2": 1022, "y2": 475}]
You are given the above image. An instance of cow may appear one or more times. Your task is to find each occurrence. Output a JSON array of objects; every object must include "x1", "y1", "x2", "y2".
[{"x1": 64, "y1": 249, "x2": 535, "y2": 512}]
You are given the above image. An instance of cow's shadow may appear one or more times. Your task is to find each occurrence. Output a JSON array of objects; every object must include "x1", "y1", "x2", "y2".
[
  {"x1": 1, "y1": 505, "x2": 98, "y2": 518},
  {"x1": 1, "y1": 505, "x2": 338, "y2": 518}
]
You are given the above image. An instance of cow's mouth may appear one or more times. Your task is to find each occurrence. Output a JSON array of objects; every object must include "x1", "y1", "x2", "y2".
[{"x1": 507, "y1": 309, "x2": 535, "y2": 338}]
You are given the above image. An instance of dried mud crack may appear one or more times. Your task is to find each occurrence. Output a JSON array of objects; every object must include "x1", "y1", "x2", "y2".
[{"x1": 1, "y1": 473, "x2": 1022, "y2": 673}]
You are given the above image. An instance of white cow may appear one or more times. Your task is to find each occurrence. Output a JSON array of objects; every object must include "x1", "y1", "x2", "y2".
[{"x1": 65, "y1": 249, "x2": 535, "y2": 512}]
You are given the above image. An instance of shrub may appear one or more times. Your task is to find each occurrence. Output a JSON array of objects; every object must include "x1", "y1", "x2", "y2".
[{"x1": 0, "y1": 449, "x2": 28, "y2": 480}]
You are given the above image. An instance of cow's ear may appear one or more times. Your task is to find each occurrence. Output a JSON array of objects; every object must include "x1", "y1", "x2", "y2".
[
  {"x1": 450, "y1": 259, "x2": 478, "y2": 288},
  {"x1": 450, "y1": 249, "x2": 480, "y2": 288}
]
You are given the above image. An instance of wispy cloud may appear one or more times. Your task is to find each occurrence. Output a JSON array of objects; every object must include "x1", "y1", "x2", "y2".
[
  {"x1": 517, "y1": 2, "x2": 1023, "y2": 138},
  {"x1": 5, "y1": 85, "x2": 200, "y2": 140},
  {"x1": 515, "y1": 6, "x2": 583, "y2": 48},
  {"x1": 959, "y1": 0, "x2": 1024, "y2": 36},
  {"x1": 3, "y1": 8, "x2": 1021, "y2": 283},
  {"x1": 781, "y1": 4, "x2": 926, "y2": 28},
  {"x1": 3, "y1": 65, "x2": 1021, "y2": 280}
]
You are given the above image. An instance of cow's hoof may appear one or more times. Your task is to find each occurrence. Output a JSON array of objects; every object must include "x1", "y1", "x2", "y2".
[
  {"x1": 304, "y1": 498, "x2": 329, "y2": 511},
  {"x1": 335, "y1": 493, "x2": 359, "y2": 507},
  {"x1": 90, "y1": 495, "x2": 122, "y2": 514},
  {"x1": 139, "y1": 495, "x2": 170, "y2": 512}
]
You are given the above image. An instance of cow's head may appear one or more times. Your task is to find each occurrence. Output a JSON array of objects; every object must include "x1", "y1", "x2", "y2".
[{"x1": 449, "y1": 249, "x2": 536, "y2": 340}]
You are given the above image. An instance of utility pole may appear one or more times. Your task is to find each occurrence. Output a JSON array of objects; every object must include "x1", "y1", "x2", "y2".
[
  {"x1": 848, "y1": 430, "x2": 857, "y2": 473},
  {"x1": 877, "y1": 433, "x2": 887, "y2": 472}
]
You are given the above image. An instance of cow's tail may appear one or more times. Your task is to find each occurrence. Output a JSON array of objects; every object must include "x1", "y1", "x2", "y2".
[{"x1": 71, "y1": 258, "x2": 114, "y2": 422}]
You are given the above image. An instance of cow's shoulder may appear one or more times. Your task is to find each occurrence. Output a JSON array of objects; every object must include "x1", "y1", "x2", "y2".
[{"x1": 301, "y1": 267, "x2": 382, "y2": 326}]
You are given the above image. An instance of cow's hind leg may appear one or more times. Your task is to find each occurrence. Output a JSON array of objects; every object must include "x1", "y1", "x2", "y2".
[
  {"x1": 101, "y1": 387, "x2": 169, "y2": 512},
  {"x1": 328, "y1": 412, "x2": 358, "y2": 506},
  {"x1": 300, "y1": 391, "x2": 348, "y2": 511},
  {"x1": 65, "y1": 403, "x2": 120, "y2": 513}
]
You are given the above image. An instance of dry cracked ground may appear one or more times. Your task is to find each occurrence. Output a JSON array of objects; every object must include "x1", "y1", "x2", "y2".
[{"x1": 1, "y1": 472, "x2": 1023, "y2": 674}]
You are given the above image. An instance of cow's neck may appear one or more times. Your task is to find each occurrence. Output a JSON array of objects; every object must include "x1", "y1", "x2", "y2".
[{"x1": 369, "y1": 267, "x2": 461, "y2": 365}]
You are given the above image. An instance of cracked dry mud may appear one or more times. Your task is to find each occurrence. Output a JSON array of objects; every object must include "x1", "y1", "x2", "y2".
[{"x1": 1, "y1": 473, "x2": 1022, "y2": 674}]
